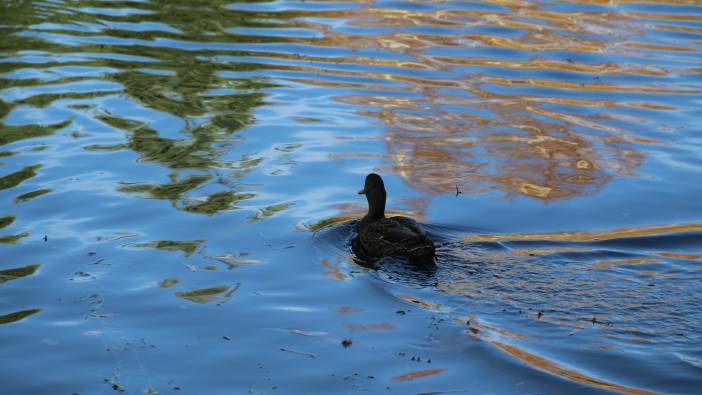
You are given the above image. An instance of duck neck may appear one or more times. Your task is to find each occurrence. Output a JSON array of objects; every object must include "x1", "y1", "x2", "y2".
[{"x1": 365, "y1": 190, "x2": 386, "y2": 220}]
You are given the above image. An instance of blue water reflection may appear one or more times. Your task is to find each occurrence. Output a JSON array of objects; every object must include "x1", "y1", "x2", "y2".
[{"x1": 1, "y1": 0, "x2": 702, "y2": 393}]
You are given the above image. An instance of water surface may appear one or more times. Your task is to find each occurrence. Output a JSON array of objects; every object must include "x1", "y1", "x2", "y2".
[{"x1": 1, "y1": 0, "x2": 702, "y2": 393}]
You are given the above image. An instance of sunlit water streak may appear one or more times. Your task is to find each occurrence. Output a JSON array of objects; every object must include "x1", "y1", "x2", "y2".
[{"x1": 1, "y1": 0, "x2": 702, "y2": 393}]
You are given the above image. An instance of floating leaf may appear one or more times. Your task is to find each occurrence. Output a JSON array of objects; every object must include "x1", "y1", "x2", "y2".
[
  {"x1": 0, "y1": 264, "x2": 40, "y2": 284},
  {"x1": 0, "y1": 308, "x2": 41, "y2": 324},
  {"x1": 175, "y1": 283, "x2": 239, "y2": 304}
]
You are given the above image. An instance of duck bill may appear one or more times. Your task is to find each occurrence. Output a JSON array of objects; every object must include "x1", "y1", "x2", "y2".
[{"x1": 358, "y1": 188, "x2": 365, "y2": 195}]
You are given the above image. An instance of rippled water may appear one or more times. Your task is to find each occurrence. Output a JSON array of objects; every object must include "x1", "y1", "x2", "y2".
[{"x1": 2, "y1": 0, "x2": 702, "y2": 393}]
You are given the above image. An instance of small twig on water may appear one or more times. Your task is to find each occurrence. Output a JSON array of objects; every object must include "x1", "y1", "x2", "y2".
[{"x1": 280, "y1": 347, "x2": 316, "y2": 358}]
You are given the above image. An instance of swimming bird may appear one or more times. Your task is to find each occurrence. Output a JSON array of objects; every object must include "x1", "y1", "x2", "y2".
[{"x1": 354, "y1": 173, "x2": 435, "y2": 263}]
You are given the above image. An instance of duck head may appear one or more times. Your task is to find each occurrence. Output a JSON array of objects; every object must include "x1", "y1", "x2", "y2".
[{"x1": 358, "y1": 173, "x2": 386, "y2": 219}]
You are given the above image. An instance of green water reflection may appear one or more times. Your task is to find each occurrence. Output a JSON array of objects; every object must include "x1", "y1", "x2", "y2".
[
  {"x1": 0, "y1": 308, "x2": 41, "y2": 325},
  {"x1": 131, "y1": 239, "x2": 203, "y2": 257},
  {"x1": 175, "y1": 283, "x2": 239, "y2": 304},
  {"x1": 0, "y1": 263, "x2": 40, "y2": 284},
  {"x1": 1, "y1": 0, "x2": 277, "y2": 215}
]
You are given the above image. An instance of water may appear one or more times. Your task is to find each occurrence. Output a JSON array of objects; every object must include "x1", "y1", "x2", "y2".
[{"x1": 1, "y1": 0, "x2": 701, "y2": 393}]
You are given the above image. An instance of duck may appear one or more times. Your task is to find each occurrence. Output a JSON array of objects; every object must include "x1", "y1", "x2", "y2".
[{"x1": 354, "y1": 173, "x2": 436, "y2": 263}]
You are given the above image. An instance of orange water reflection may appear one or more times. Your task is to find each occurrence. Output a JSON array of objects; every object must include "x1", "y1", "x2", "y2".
[
  {"x1": 273, "y1": 0, "x2": 701, "y2": 200},
  {"x1": 325, "y1": 4, "x2": 652, "y2": 200}
]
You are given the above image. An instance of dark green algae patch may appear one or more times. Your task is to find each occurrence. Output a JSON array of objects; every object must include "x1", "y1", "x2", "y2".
[
  {"x1": 0, "y1": 309, "x2": 41, "y2": 325},
  {"x1": 0, "y1": 165, "x2": 42, "y2": 191},
  {"x1": 131, "y1": 240, "x2": 204, "y2": 257},
  {"x1": 247, "y1": 202, "x2": 291, "y2": 222},
  {"x1": 175, "y1": 283, "x2": 239, "y2": 304},
  {"x1": 0, "y1": 120, "x2": 71, "y2": 146},
  {"x1": 0, "y1": 264, "x2": 41, "y2": 284},
  {"x1": 0, "y1": 214, "x2": 26, "y2": 245},
  {"x1": 159, "y1": 278, "x2": 179, "y2": 288},
  {"x1": 84, "y1": 143, "x2": 127, "y2": 152},
  {"x1": 3, "y1": 13, "x2": 278, "y2": 218},
  {"x1": 0, "y1": 215, "x2": 15, "y2": 229},
  {"x1": 119, "y1": 175, "x2": 212, "y2": 200},
  {"x1": 183, "y1": 191, "x2": 255, "y2": 215},
  {"x1": 0, "y1": 232, "x2": 29, "y2": 244},
  {"x1": 15, "y1": 188, "x2": 52, "y2": 203}
]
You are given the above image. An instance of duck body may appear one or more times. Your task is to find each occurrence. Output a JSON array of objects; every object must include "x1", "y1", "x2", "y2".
[
  {"x1": 355, "y1": 173, "x2": 436, "y2": 263},
  {"x1": 356, "y1": 215, "x2": 436, "y2": 261}
]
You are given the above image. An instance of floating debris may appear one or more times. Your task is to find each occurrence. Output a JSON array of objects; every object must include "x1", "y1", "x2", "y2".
[
  {"x1": 280, "y1": 347, "x2": 316, "y2": 358},
  {"x1": 392, "y1": 368, "x2": 447, "y2": 381},
  {"x1": 175, "y1": 283, "x2": 240, "y2": 304}
]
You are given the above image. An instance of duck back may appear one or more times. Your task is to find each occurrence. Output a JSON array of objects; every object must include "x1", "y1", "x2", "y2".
[{"x1": 357, "y1": 216, "x2": 435, "y2": 262}]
